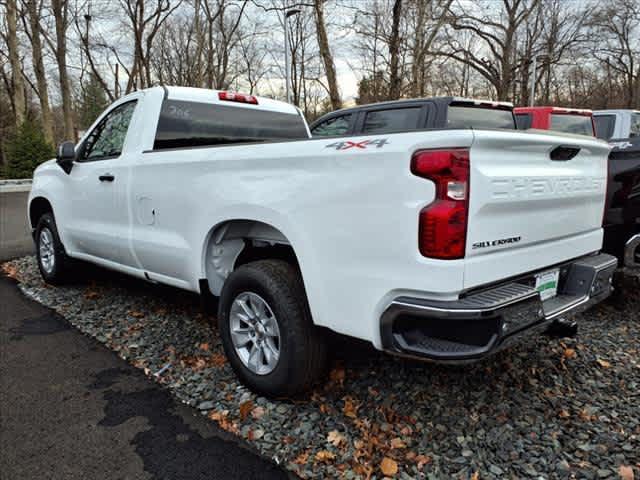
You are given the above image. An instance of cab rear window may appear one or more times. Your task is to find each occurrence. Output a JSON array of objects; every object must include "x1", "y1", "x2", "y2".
[
  {"x1": 154, "y1": 99, "x2": 309, "y2": 150},
  {"x1": 446, "y1": 106, "x2": 515, "y2": 130},
  {"x1": 550, "y1": 114, "x2": 594, "y2": 136}
]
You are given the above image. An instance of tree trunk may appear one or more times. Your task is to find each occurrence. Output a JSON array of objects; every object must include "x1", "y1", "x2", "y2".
[
  {"x1": 313, "y1": 0, "x2": 341, "y2": 109},
  {"x1": 388, "y1": 0, "x2": 403, "y2": 100},
  {"x1": 51, "y1": 0, "x2": 74, "y2": 140},
  {"x1": 27, "y1": 0, "x2": 54, "y2": 144},
  {"x1": 6, "y1": 0, "x2": 26, "y2": 127}
]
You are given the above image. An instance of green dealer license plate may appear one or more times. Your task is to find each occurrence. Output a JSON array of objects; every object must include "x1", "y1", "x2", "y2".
[{"x1": 535, "y1": 269, "x2": 560, "y2": 301}]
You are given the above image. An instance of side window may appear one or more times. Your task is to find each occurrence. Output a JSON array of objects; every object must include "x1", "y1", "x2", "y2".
[
  {"x1": 79, "y1": 101, "x2": 137, "y2": 161},
  {"x1": 362, "y1": 108, "x2": 421, "y2": 134},
  {"x1": 515, "y1": 113, "x2": 532, "y2": 130},
  {"x1": 311, "y1": 114, "x2": 352, "y2": 137},
  {"x1": 630, "y1": 113, "x2": 640, "y2": 138},
  {"x1": 593, "y1": 115, "x2": 615, "y2": 140}
]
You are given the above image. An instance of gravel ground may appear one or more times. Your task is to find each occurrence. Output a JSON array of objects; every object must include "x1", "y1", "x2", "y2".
[{"x1": 3, "y1": 256, "x2": 639, "y2": 480}]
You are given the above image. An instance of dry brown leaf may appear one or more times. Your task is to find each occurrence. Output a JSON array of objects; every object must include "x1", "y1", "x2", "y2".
[
  {"x1": 315, "y1": 450, "x2": 336, "y2": 463},
  {"x1": 558, "y1": 409, "x2": 571, "y2": 418},
  {"x1": 251, "y1": 406, "x2": 266, "y2": 420},
  {"x1": 129, "y1": 310, "x2": 145, "y2": 318},
  {"x1": 208, "y1": 410, "x2": 228, "y2": 421},
  {"x1": 343, "y1": 396, "x2": 360, "y2": 419},
  {"x1": 596, "y1": 358, "x2": 612, "y2": 368},
  {"x1": 327, "y1": 430, "x2": 346, "y2": 447},
  {"x1": 619, "y1": 465, "x2": 634, "y2": 480},
  {"x1": 471, "y1": 472, "x2": 480, "y2": 480},
  {"x1": 416, "y1": 454, "x2": 432, "y2": 469},
  {"x1": 239, "y1": 400, "x2": 253, "y2": 421},
  {"x1": 293, "y1": 452, "x2": 309, "y2": 465},
  {"x1": 1, "y1": 263, "x2": 19, "y2": 279},
  {"x1": 390, "y1": 437, "x2": 406, "y2": 449},
  {"x1": 380, "y1": 457, "x2": 398, "y2": 476},
  {"x1": 563, "y1": 348, "x2": 576, "y2": 359},
  {"x1": 199, "y1": 342, "x2": 210, "y2": 351}
]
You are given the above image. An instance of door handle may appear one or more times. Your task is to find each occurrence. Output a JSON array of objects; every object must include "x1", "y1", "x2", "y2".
[{"x1": 99, "y1": 174, "x2": 115, "y2": 182}]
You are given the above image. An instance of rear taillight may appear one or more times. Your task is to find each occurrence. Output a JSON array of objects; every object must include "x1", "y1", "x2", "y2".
[
  {"x1": 411, "y1": 148, "x2": 470, "y2": 259},
  {"x1": 218, "y1": 91, "x2": 258, "y2": 104}
]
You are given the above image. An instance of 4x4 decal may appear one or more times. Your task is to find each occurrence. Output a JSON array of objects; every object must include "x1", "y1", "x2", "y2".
[{"x1": 325, "y1": 138, "x2": 389, "y2": 150}]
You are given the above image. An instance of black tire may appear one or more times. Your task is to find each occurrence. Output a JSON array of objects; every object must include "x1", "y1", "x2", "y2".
[
  {"x1": 34, "y1": 213, "x2": 74, "y2": 284},
  {"x1": 218, "y1": 260, "x2": 328, "y2": 397}
]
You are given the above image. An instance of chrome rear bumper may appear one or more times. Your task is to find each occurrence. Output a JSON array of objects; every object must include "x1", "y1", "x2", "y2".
[{"x1": 380, "y1": 253, "x2": 617, "y2": 363}]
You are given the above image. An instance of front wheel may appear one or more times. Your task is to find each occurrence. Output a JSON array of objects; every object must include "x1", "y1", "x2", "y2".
[
  {"x1": 218, "y1": 260, "x2": 328, "y2": 397},
  {"x1": 35, "y1": 213, "x2": 73, "y2": 284}
]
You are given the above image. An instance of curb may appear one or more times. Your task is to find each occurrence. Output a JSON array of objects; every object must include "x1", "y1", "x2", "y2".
[{"x1": 0, "y1": 180, "x2": 32, "y2": 193}]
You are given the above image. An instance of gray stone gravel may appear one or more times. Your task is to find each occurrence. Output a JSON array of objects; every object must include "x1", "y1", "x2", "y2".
[{"x1": 3, "y1": 256, "x2": 639, "y2": 479}]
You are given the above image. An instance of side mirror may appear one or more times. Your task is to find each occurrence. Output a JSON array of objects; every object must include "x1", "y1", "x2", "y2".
[{"x1": 56, "y1": 141, "x2": 75, "y2": 174}]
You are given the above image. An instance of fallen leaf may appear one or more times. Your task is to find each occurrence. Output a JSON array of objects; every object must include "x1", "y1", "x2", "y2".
[
  {"x1": 1, "y1": 263, "x2": 18, "y2": 279},
  {"x1": 293, "y1": 452, "x2": 309, "y2": 465},
  {"x1": 619, "y1": 465, "x2": 634, "y2": 480},
  {"x1": 342, "y1": 396, "x2": 360, "y2": 418},
  {"x1": 390, "y1": 437, "x2": 406, "y2": 449},
  {"x1": 380, "y1": 457, "x2": 398, "y2": 476},
  {"x1": 471, "y1": 472, "x2": 480, "y2": 480},
  {"x1": 327, "y1": 430, "x2": 346, "y2": 447},
  {"x1": 315, "y1": 450, "x2": 336, "y2": 463},
  {"x1": 596, "y1": 358, "x2": 611, "y2": 368},
  {"x1": 558, "y1": 409, "x2": 571, "y2": 418},
  {"x1": 564, "y1": 348, "x2": 576, "y2": 359},
  {"x1": 251, "y1": 406, "x2": 266, "y2": 420},
  {"x1": 239, "y1": 400, "x2": 253, "y2": 421},
  {"x1": 198, "y1": 342, "x2": 210, "y2": 351},
  {"x1": 129, "y1": 310, "x2": 145, "y2": 318},
  {"x1": 416, "y1": 454, "x2": 432, "y2": 469}
]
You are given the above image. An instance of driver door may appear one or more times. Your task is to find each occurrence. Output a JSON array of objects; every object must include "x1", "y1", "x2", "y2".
[{"x1": 64, "y1": 100, "x2": 138, "y2": 266}]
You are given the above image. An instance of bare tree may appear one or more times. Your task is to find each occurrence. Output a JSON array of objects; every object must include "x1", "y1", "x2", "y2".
[
  {"x1": 5, "y1": 0, "x2": 26, "y2": 126},
  {"x1": 120, "y1": 0, "x2": 183, "y2": 91},
  {"x1": 440, "y1": 0, "x2": 541, "y2": 101},
  {"x1": 45, "y1": 0, "x2": 75, "y2": 140},
  {"x1": 590, "y1": 0, "x2": 640, "y2": 107},
  {"x1": 313, "y1": 0, "x2": 340, "y2": 109},
  {"x1": 387, "y1": 0, "x2": 402, "y2": 99},
  {"x1": 23, "y1": 0, "x2": 54, "y2": 142},
  {"x1": 408, "y1": 0, "x2": 453, "y2": 97}
]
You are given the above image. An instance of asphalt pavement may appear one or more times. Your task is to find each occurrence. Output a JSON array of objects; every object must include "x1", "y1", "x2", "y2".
[
  {"x1": 0, "y1": 189, "x2": 34, "y2": 261},
  {"x1": 0, "y1": 275, "x2": 289, "y2": 480}
]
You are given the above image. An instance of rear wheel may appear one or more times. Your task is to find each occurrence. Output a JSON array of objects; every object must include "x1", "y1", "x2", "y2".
[
  {"x1": 218, "y1": 260, "x2": 328, "y2": 397},
  {"x1": 35, "y1": 213, "x2": 73, "y2": 284}
]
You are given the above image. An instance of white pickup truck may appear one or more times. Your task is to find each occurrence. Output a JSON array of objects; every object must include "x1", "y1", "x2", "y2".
[{"x1": 29, "y1": 87, "x2": 617, "y2": 396}]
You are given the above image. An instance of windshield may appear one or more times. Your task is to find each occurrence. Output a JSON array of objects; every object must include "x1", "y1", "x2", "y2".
[
  {"x1": 446, "y1": 106, "x2": 515, "y2": 130},
  {"x1": 550, "y1": 114, "x2": 594, "y2": 136}
]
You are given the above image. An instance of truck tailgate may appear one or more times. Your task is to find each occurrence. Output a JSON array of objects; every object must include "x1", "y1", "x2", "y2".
[{"x1": 464, "y1": 129, "x2": 611, "y2": 289}]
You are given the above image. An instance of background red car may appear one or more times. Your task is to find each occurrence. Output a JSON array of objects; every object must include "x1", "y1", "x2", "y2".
[{"x1": 514, "y1": 106, "x2": 595, "y2": 136}]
